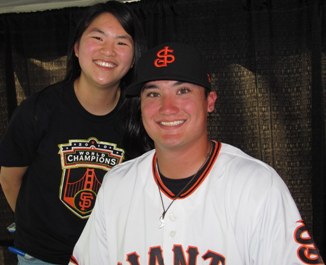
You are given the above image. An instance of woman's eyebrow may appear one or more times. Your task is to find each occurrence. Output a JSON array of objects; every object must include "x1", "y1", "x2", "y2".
[
  {"x1": 88, "y1": 27, "x2": 105, "y2": 35},
  {"x1": 88, "y1": 27, "x2": 132, "y2": 42}
]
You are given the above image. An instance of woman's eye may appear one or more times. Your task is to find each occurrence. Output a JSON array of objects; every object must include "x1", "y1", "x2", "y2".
[
  {"x1": 117, "y1": 41, "x2": 128, "y2": 46},
  {"x1": 92, "y1": 36, "x2": 102, "y2": 41}
]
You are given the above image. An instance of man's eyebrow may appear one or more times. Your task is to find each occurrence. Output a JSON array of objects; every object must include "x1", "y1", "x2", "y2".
[
  {"x1": 173, "y1": 81, "x2": 184, "y2": 86},
  {"x1": 143, "y1": 81, "x2": 185, "y2": 89},
  {"x1": 142, "y1": 84, "x2": 158, "y2": 90}
]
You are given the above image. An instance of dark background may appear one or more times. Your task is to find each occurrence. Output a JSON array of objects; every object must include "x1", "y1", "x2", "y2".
[{"x1": 0, "y1": 0, "x2": 325, "y2": 263}]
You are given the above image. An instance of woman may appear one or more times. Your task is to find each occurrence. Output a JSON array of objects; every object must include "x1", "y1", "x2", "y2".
[{"x1": 0, "y1": 1, "x2": 149, "y2": 264}]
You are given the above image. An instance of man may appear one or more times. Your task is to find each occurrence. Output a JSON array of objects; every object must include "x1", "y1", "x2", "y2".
[{"x1": 69, "y1": 42, "x2": 324, "y2": 265}]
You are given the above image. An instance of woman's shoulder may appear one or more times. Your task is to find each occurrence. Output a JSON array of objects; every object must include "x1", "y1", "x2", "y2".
[{"x1": 19, "y1": 80, "x2": 71, "y2": 108}]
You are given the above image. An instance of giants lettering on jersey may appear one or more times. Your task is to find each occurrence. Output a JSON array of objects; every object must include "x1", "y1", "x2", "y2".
[
  {"x1": 118, "y1": 245, "x2": 225, "y2": 265},
  {"x1": 114, "y1": 221, "x2": 324, "y2": 265},
  {"x1": 295, "y1": 220, "x2": 324, "y2": 264}
]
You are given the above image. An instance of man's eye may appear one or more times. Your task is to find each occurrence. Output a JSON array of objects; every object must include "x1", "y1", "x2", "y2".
[
  {"x1": 146, "y1": 91, "x2": 160, "y2": 97},
  {"x1": 177, "y1": 87, "x2": 190, "y2": 94}
]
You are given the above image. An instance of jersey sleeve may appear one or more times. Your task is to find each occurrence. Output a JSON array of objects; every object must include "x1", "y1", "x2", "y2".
[
  {"x1": 248, "y1": 170, "x2": 324, "y2": 264},
  {"x1": 69, "y1": 183, "x2": 109, "y2": 265}
]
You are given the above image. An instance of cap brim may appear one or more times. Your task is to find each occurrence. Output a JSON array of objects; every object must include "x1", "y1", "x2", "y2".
[{"x1": 125, "y1": 76, "x2": 211, "y2": 97}]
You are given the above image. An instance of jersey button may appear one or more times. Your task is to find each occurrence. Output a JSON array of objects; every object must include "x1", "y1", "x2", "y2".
[
  {"x1": 169, "y1": 213, "x2": 176, "y2": 222},
  {"x1": 169, "y1": 231, "x2": 176, "y2": 237}
]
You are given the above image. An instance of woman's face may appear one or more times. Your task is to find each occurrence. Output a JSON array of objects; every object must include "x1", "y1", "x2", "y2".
[{"x1": 74, "y1": 12, "x2": 134, "y2": 89}]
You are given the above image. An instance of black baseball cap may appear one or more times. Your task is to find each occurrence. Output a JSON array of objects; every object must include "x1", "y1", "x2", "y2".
[{"x1": 125, "y1": 42, "x2": 211, "y2": 96}]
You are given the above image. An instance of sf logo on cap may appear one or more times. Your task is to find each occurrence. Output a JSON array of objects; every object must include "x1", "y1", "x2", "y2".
[{"x1": 154, "y1": 46, "x2": 175, "y2": 67}]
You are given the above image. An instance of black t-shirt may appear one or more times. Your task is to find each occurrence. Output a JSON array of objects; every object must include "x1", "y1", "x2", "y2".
[{"x1": 0, "y1": 80, "x2": 127, "y2": 264}]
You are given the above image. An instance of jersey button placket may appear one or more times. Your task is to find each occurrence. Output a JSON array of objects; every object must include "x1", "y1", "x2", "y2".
[
  {"x1": 169, "y1": 212, "x2": 177, "y2": 222},
  {"x1": 168, "y1": 211, "x2": 177, "y2": 238}
]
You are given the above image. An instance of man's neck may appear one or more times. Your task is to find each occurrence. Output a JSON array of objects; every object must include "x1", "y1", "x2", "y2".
[{"x1": 155, "y1": 140, "x2": 212, "y2": 180}]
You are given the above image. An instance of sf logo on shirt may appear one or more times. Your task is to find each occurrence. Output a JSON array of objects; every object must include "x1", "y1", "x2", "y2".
[{"x1": 58, "y1": 138, "x2": 124, "y2": 218}]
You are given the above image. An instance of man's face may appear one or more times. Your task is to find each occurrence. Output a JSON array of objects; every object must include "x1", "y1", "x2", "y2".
[{"x1": 140, "y1": 80, "x2": 217, "y2": 151}]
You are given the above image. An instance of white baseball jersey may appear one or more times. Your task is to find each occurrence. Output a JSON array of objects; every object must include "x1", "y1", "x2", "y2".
[{"x1": 69, "y1": 141, "x2": 324, "y2": 265}]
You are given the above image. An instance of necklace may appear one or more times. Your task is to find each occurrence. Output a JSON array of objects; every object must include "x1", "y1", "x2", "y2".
[
  {"x1": 157, "y1": 171, "x2": 197, "y2": 228},
  {"x1": 156, "y1": 142, "x2": 213, "y2": 229}
]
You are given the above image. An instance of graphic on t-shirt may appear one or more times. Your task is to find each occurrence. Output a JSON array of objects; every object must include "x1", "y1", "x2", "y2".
[{"x1": 58, "y1": 138, "x2": 124, "y2": 218}]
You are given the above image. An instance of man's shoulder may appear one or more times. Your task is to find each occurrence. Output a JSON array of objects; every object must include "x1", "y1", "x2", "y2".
[
  {"x1": 99, "y1": 150, "x2": 155, "y2": 200},
  {"x1": 216, "y1": 142, "x2": 280, "y2": 188},
  {"x1": 104, "y1": 150, "x2": 155, "y2": 180},
  {"x1": 219, "y1": 143, "x2": 273, "y2": 171}
]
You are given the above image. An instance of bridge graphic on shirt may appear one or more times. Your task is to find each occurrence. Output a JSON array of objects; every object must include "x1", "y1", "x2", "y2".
[
  {"x1": 63, "y1": 168, "x2": 101, "y2": 214},
  {"x1": 58, "y1": 138, "x2": 124, "y2": 218}
]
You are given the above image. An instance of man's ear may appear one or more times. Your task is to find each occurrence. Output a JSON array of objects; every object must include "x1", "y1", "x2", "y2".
[{"x1": 207, "y1": 91, "x2": 218, "y2": 113}]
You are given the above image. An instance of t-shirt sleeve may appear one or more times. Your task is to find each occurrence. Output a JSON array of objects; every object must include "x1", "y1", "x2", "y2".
[{"x1": 0, "y1": 96, "x2": 43, "y2": 166}]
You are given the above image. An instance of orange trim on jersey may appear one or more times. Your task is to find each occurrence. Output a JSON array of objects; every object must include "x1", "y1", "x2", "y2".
[
  {"x1": 152, "y1": 156, "x2": 175, "y2": 197},
  {"x1": 152, "y1": 141, "x2": 222, "y2": 199},
  {"x1": 69, "y1": 256, "x2": 78, "y2": 265}
]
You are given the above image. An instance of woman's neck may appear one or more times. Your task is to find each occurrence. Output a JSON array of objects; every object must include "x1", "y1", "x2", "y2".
[{"x1": 74, "y1": 78, "x2": 121, "y2": 115}]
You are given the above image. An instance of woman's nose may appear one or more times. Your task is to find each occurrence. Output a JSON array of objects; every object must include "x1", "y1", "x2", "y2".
[{"x1": 100, "y1": 43, "x2": 115, "y2": 56}]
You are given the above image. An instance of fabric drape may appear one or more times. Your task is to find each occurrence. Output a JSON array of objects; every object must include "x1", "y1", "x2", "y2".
[{"x1": 0, "y1": 0, "x2": 325, "y2": 261}]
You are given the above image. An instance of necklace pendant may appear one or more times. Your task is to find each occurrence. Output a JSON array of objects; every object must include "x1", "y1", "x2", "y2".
[{"x1": 159, "y1": 216, "x2": 165, "y2": 229}]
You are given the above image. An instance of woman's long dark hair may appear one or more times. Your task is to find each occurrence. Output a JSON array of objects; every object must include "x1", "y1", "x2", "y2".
[
  {"x1": 65, "y1": 0, "x2": 145, "y2": 86},
  {"x1": 122, "y1": 96, "x2": 154, "y2": 160},
  {"x1": 65, "y1": 1, "x2": 152, "y2": 160}
]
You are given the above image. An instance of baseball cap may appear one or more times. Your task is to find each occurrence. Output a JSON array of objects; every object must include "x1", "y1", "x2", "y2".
[{"x1": 125, "y1": 42, "x2": 211, "y2": 96}]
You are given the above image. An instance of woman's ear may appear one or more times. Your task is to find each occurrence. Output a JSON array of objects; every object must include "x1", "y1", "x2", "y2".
[
  {"x1": 130, "y1": 57, "x2": 135, "y2": 69},
  {"x1": 74, "y1": 42, "x2": 80, "y2": 58}
]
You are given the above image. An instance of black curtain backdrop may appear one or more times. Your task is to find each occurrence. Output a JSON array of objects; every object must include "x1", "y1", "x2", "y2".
[{"x1": 0, "y1": 0, "x2": 325, "y2": 261}]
